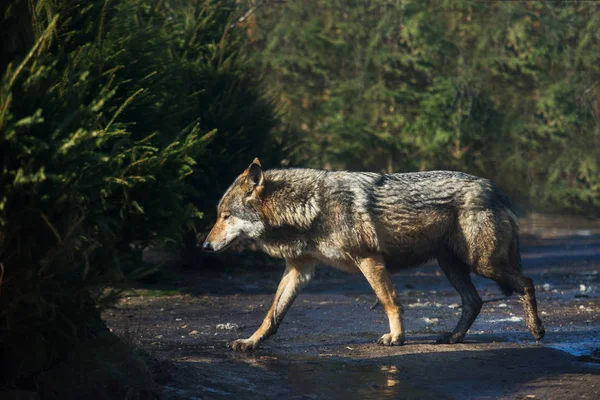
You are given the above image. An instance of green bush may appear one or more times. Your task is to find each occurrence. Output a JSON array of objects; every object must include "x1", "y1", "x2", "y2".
[
  {"x1": 103, "y1": 0, "x2": 281, "y2": 228},
  {"x1": 247, "y1": 0, "x2": 600, "y2": 214},
  {"x1": 0, "y1": 0, "x2": 279, "y2": 389}
]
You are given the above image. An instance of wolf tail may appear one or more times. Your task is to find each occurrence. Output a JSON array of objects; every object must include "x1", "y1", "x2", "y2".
[
  {"x1": 492, "y1": 184, "x2": 522, "y2": 297},
  {"x1": 496, "y1": 206, "x2": 523, "y2": 297}
]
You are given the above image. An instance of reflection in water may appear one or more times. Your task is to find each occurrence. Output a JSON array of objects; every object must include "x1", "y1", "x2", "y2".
[{"x1": 228, "y1": 354, "x2": 446, "y2": 399}]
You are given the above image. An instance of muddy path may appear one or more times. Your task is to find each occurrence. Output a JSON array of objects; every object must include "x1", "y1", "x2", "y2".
[{"x1": 103, "y1": 233, "x2": 600, "y2": 399}]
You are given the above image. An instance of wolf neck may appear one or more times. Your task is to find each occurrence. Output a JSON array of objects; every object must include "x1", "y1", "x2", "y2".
[{"x1": 259, "y1": 169, "x2": 323, "y2": 230}]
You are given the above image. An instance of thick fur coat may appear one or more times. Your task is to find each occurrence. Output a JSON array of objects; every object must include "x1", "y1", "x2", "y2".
[{"x1": 203, "y1": 160, "x2": 544, "y2": 351}]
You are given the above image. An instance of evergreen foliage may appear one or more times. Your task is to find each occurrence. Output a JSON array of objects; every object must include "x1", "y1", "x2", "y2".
[
  {"x1": 0, "y1": 0, "x2": 277, "y2": 388},
  {"x1": 248, "y1": 0, "x2": 600, "y2": 213}
]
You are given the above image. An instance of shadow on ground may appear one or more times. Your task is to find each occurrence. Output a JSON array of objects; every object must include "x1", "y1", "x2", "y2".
[{"x1": 159, "y1": 340, "x2": 598, "y2": 400}]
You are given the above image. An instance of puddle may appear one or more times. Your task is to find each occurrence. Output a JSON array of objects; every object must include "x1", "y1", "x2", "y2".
[
  {"x1": 157, "y1": 342, "x2": 600, "y2": 400},
  {"x1": 160, "y1": 351, "x2": 450, "y2": 399},
  {"x1": 252, "y1": 355, "x2": 442, "y2": 398},
  {"x1": 544, "y1": 331, "x2": 600, "y2": 363},
  {"x1": 548, "y1": 342, "x2": 600, "y2": 361},
  {"x1": 263, "y1": 357, "x2": 446, "y2": 400}
]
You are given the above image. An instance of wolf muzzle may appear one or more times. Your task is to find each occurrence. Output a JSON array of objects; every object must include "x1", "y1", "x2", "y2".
[{"x1": 202, "y1": 241, "x2": 214, "y2": 252}]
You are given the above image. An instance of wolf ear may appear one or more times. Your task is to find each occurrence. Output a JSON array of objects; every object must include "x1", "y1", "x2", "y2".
[{"x1": 244, "y1": 158, "x2": 264, "y2": 191}]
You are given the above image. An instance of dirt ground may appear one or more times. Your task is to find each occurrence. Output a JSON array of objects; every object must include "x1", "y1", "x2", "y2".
[{"x1": 103, "y1": 228, "x2": 600, "y2": 399}]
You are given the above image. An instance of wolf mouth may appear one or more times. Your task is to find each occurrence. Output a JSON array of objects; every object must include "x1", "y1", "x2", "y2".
[{"x1": 214, "y1": 236, "x2": 241, "y2": 253}]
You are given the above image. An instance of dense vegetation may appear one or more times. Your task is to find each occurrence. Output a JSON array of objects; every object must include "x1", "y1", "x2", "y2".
[
  {"x1": 0, "y1": 0, "x2": 277, "y2": 393},
  {"x1": 1, "y1": 0, "x2": 599, "y2": 395},
  {"x1": 249, "y1": 0, "x2": 600, "y2": 213}
]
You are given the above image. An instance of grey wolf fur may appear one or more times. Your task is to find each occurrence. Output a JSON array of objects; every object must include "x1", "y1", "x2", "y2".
[{"x1": 203, "y1": 158, "x2": 545, "y2": 351}]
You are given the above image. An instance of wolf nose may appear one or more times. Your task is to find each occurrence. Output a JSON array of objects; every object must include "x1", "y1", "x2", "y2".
[{"x1": 202, "y1": 241, "x2": 214, "y2": 252}]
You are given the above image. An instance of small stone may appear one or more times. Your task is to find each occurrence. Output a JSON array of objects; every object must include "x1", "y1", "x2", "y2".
[{"x1": 216, "y1": 322, "x2": 240, "y2": 331}]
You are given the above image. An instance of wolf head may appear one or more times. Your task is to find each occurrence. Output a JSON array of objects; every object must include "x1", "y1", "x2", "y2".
[{"x1": 202, "y1": 158, "x2": 266, "y2": 252}]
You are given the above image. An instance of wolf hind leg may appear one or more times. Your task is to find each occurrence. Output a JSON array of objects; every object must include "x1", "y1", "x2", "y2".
[
  {"x1": 229, "y1": 257, "x2": 316, "y2": 352},
  {"x1": 472, "y1": 249, "x2": 545, "y2": 340},
  {"x1": 492, "y1": 272, "x2": 545, "y2": 341},
  {"x1": 436, "y1": 250, "x2": 483, "y2": 344},
  {"x1": 357, "y1": 254, "x2": 405, "y2": 346}
]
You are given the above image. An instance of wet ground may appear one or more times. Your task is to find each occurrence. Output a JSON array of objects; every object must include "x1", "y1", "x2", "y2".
[{"x1": 103, "y1": 229, "x2": 600, "y2": 399}]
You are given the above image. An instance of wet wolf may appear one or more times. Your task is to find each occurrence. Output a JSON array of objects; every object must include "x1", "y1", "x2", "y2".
[{"x1": 202, "y1": 158, "x2": 545, "y2": 351}]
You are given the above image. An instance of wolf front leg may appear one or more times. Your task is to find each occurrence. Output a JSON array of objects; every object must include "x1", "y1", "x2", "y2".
[
  {"x1": 229, "y1": 257, "x2": 316, "y2": 351},
  {"x1": 357, "y1": 254, "x2": 405, "y2": 346}
]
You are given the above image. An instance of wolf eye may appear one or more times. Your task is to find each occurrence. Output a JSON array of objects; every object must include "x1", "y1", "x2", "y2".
[{"x1": 222, "y1": 214, "x2": 230, "y2": 220}]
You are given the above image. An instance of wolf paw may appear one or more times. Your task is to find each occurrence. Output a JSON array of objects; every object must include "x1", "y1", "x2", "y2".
[
  {"x1": 377, "y1": 333, "x2": 405, "y2": 346},
  {"x1": 436, "y1": 332, "x2": 465, "y2": 344},
  {"x1": 530, "y1": 323, "x2": 545, "y2": 341},
  {"x1": 229, "y1": 339, "x2": 258, "y2": 352}
]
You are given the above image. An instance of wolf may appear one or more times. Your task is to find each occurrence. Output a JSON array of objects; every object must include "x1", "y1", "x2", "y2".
[{"x1": 202, "y1": 158, "x2": 545, "y2": 351}]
